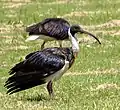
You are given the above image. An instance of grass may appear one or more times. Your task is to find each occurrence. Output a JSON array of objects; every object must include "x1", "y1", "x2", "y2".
[{"x1": 0, "y1": 0, "x2": 120, "y2": 110}]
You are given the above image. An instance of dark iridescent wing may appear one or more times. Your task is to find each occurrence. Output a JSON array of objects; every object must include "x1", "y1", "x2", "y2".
[
  {"x1": 9, "y1": 51, "x2": 65, "y2": 75},
  {"x1": 5, "y1": 51, "x2": 65, "y2": 94},
  {"x1": 26, "y1": 22, "x2": 44, "y2": 35},
  {"x1": 43, "y1": 18, "x2": 70, "y2": 40},
  {"x1": 26, "y1": 18, "x2": 70, "y2": 39}
]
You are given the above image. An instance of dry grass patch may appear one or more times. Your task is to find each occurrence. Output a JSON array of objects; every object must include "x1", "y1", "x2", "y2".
[
  {"x1": 3, "y1": 45, "x2": 29, "y2": 51},
  {"x1": 95, "y1": 30, "x2": 120, "y2": 36},
  {"x1": 86, "y1": 20, "x2": 120, "y2": 29},
  {"x1": 3, "y1": 2, "x2": 25, "y2": 8},
  {"x1": 75, "y1": 19, "x2": 120, "y2": 36},
  {"x1": 80, "y1": 19, "x2": 120, "y2": 31},
  {"x1": 0, "y1": 24, "x2": 12, "y2": 34},
  {"x1": 0, "y1": 61, "x2": 8, "y2": 68},
  {"x1": 78, "y1": 36, "x2": 102, "y2": 44},
  {"x1": 111, "y1": 30, "x2": 120, "y2": 36},
  {"x1": 0, "y1": 21, "x2": 24, "y2": 34},
  {"x1": 93, "y1": 83, "x2": 120, "y2": 91},
  {"x1": 63, "y1": 11, "x2": 87, "y2": 17},
  {"x1": 1, "y1": 0, "x2": 30, "y2": 2},
  {"x1": 0, "y1": 51, "x2": 5, "y2": 55},
  {"x1": 62, "y1": 10, "x2": 120, "y2": 18},
  {"x1": 96, "y1": 20, "x2": 120, "y2": 28},
  {"x1": 0, "y1": 92, "x2": 4, "y2": 97},
  {"x1": 66, "y1": 68, "x2": 119, "y2": 76},
  {"x1": 0, "y1": 36, "x2": 14, "y2": 39},
  {"x1": 42, "y1": 0, "x2": 72, "y2": 5},
  {"x1": 6, "y1": 14, "x2": 16, "y2": 17},
  {"x1": 2, "y1": 0, "x2": 31, "y2": 9},
  {"x1": 62, "y1": 10, "x2": 106, "y2": 17}
]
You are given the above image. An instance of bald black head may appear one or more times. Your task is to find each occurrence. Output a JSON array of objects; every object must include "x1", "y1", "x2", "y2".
[
  {"x1": 70, "y1": 25, "x2": 101, "y2": 44},
  {"x1": 70, "y1": 25, "x2": 83, "y2": 35}
]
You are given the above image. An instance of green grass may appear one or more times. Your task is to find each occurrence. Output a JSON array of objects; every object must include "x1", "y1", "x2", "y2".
[{"x1": 0, "y1": 0, "x2": 120, "y2": 110}]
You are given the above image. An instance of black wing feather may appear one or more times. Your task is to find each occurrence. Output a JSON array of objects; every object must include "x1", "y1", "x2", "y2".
[
  {"x1": 26, "y1": 23, "x2": 41, "y2": 35},
  {"x1": 5, "y1": 51, "x2": 65, "y2": 94},
  {"x1": 26, "y1": 18, "x2": 70, "y2": 39},
  {"x1": 43, "y1": 18, "x2": 70, "y2": 40}
]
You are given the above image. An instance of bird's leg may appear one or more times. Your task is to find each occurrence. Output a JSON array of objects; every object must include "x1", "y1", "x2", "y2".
[
  {"x1": 59, "y1": 41, "x2": 62, "y2": 48},
  {"x1": 41, "y1": 41, "x2": 46, "y2": 50},
  {"x1": 47, "y1": 81, "x2": 54, "y2": 97}
]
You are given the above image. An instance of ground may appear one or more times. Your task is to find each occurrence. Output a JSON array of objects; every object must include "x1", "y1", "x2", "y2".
[{"x1": 0, "y1": 0, "x2": 120, "y2": 110}]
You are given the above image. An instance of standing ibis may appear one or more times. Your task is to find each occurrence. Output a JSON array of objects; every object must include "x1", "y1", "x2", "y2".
[
  {"x1": 26, "y1": 18, "x2": 101, "y2": 49},
  {"x1": 4, "y1": 28, "x2": 101, "y2": 97}
]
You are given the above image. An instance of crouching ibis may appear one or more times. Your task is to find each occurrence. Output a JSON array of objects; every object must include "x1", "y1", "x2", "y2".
[{"x1": 26, "y1": 18, "x2": 101, "y2": 49}]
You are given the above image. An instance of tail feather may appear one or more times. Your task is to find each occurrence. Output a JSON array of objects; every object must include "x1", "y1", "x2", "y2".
[
  {"x1": 5, "y1": 71, "x2": 46, "y2": 94},
  {"x1": 25, "y1": 35, "x2": 40, "y2": 41},
  {"x1": 7, "y1": 88, "x2": 21, "y2": 95},
  {"x1": 26, "y1": 23, "x2": 40, "y2": 35},
  {"x1": 9, "y1": 61, "x2": 24, "y2": 75},
  {"x1": 26, "y1": 23, "x2": 38, "y2": 32}
]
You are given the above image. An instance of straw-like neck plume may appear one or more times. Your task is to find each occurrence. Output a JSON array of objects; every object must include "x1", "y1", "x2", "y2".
[{"x1": 68, "y1": 28, "x2": 79, "y2": 57}]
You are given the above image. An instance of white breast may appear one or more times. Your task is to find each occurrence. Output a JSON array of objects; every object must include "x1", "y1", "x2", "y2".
[{"x1": 45, "y1": 60, "x2": 69, "y2": 82}]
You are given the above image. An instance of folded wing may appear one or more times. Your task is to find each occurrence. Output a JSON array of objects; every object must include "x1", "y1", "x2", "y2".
[
  {"x1": 5, "y1": 51, "x2": 65, "y2": 94},
  {"x1": 26, "y1": 18, "x2": 70, "y2": 40}
]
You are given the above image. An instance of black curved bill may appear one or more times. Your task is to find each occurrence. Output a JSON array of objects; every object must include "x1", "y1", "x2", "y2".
[{"x1": 81, "y1": 30, "x2": 101, "y2": 44}]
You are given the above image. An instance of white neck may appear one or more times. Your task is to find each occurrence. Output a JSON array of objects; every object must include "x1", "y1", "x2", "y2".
[{"x1": 68, "y1": 28, "x2": 79, "y2": 53}]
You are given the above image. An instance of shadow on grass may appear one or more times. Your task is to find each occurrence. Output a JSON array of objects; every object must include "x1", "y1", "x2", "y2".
[{"x1": 23, "y1": 94, "x2": 49, "y2": 102}]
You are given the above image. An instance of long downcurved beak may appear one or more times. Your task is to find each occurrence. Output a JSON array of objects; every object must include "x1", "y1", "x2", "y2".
[{"x1": 80, "y1": 30, "x2": 101, "y2": 44}]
